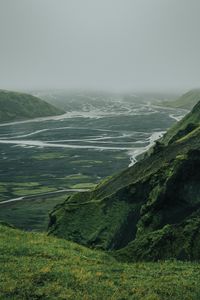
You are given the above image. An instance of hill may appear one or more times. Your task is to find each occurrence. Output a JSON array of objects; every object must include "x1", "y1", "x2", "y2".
[
  {"x1": 1, "y1": 223, "x2": 200, "y2": 300},
  {"x1": 48, "y1": 101, "x2": 200, "y2": 262},
  {"x1": 160, "y1": 89, "x2": 200, "y2": 110},
  {"x1": 0, "y1": 90, "x2": 65, "y2": 122}
]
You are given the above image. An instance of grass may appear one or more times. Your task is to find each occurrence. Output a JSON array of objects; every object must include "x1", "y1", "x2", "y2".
[
  {"x1": 32, "y1": 153, "x2": 69, "y2": 160},
  {"x1": 60, "y1": 174, "x2": 91, "y2": 180},
  {"x1": 0, "y1": 186, "x2": 7, "y2": 193},
  {"x1": 0, "y1": 195, "x2": 68, "y2": 231},
  {"x1": 14, "y1": 182, "x2": 40, "y2": 187},
  {"x1": 13, "y1": 186, "x2": 56, "y2": 196},
  {"x1": 0, "y1": 182, "x2": 55, "y2": 201},
  {"x1": 71, "y1": 160, "x2": 103, "y2": 164},
  {"x1": 70, "y1": 183, "x2": 97, "y2": 189},
  {"x1": 0, "y1": 224, "x2": 200, "y2": 300}
]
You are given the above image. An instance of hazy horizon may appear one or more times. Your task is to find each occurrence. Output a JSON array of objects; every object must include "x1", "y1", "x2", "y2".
[{"x1": 0, "y1": 0, "x2": 200, "y2": 92}]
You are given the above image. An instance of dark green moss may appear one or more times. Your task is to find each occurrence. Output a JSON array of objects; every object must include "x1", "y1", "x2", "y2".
[{"x1": 114, "y1": 215, "x2": 200, "y2": 262}]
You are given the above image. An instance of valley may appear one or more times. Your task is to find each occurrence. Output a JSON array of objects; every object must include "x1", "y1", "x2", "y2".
[
  {"x1": 0, "y1": 92, "x2": 185, "y2": 230},
  {"x1": 1, "y1": 1, "x2": 200, "y2": 298}
]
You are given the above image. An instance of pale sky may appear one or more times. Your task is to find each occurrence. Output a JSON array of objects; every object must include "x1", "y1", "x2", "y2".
[{"x1": 0, "y1": 0, "x2": 200, "y2": 92}]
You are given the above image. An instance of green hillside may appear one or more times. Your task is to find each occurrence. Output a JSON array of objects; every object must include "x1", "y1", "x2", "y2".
[
  {"x1": 160, "y1": 100, "x2": 200, "y2": 145},
  {"x1": 0, "y1": 90, "x2": 65, "y2": 122},
  {"x1": 48, "y1": 101, "x2": 200, "y2": 262},
  {"x1": 1, "y1": 224, "x2": 200, "y2": 300},
  {"x1": 161, "y1": 89, "x2": 200, "y2": 110}
]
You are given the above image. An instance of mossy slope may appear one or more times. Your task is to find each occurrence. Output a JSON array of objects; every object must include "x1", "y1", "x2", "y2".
[
  {"x1": 115, "y1": 214, "x2": 200, "y2": 262},
  {"x1": 48, "y1": 101, "x2": 200, "y2": 261},
  {"x1": 160, "y1": 100, "x2": 200, "y2": 145},
  {"x1": 0, "y1": 90, "x2": 64, "y2": 122}
]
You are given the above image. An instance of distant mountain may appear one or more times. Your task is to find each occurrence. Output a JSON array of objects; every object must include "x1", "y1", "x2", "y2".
[
  {"x1": 0, "y1": 90, "x2": 65, "y2": 122},
  {"x1": 48, "y1": 101, "x2": 200, "y2": 262},
  {"x1": 161, "y1": 89, "x2": 200, "y2": 110}
]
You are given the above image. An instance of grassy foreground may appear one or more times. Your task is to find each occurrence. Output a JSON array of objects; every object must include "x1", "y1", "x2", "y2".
[{"x1": 1, "y1": 225, "x2": 200, "y2": 300}]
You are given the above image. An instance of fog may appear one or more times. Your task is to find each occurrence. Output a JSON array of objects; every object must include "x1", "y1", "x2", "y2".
[{"x1": 0, "y1": 0, "x2": 200, "y2": 92}]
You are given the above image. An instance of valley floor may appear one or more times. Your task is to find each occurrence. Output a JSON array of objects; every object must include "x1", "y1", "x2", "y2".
[{"x1": 1, "y1": 224, "x2": 200, "y2": 300}]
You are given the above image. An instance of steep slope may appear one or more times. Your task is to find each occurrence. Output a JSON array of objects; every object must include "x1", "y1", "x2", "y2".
[
  {"x1": 161, "y1": 89, "x2": 200, "y2": 110},
  {"x1": 160, "y1": 100, "x2": 200, "y2": 145},
  {"x1": 115, "y1": 149, "x2": 200, "y2": 261},
  {"x1": 0, "y1": 90, "x2": 65, "y2": 122},
  {"x1": 1, "y1": 224, "x2": 200, "y2": 300},
  {"x1": 48, "y1": 101, "x2": 200, "y2": 261}
]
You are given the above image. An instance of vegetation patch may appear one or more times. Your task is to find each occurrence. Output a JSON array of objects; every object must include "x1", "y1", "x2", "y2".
[
  {"x1": 70, "y1": 183, "x2": 97, "y2": 189},
  {"x1": 32, "y1": 152, "x2": 69, "y2": 160},
  {"x1": 60, "y1": 174, "x2": 91, "y2": 180},
  {"x1": 13, "y1": 186, "x2": 56, "y2": 197}
]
